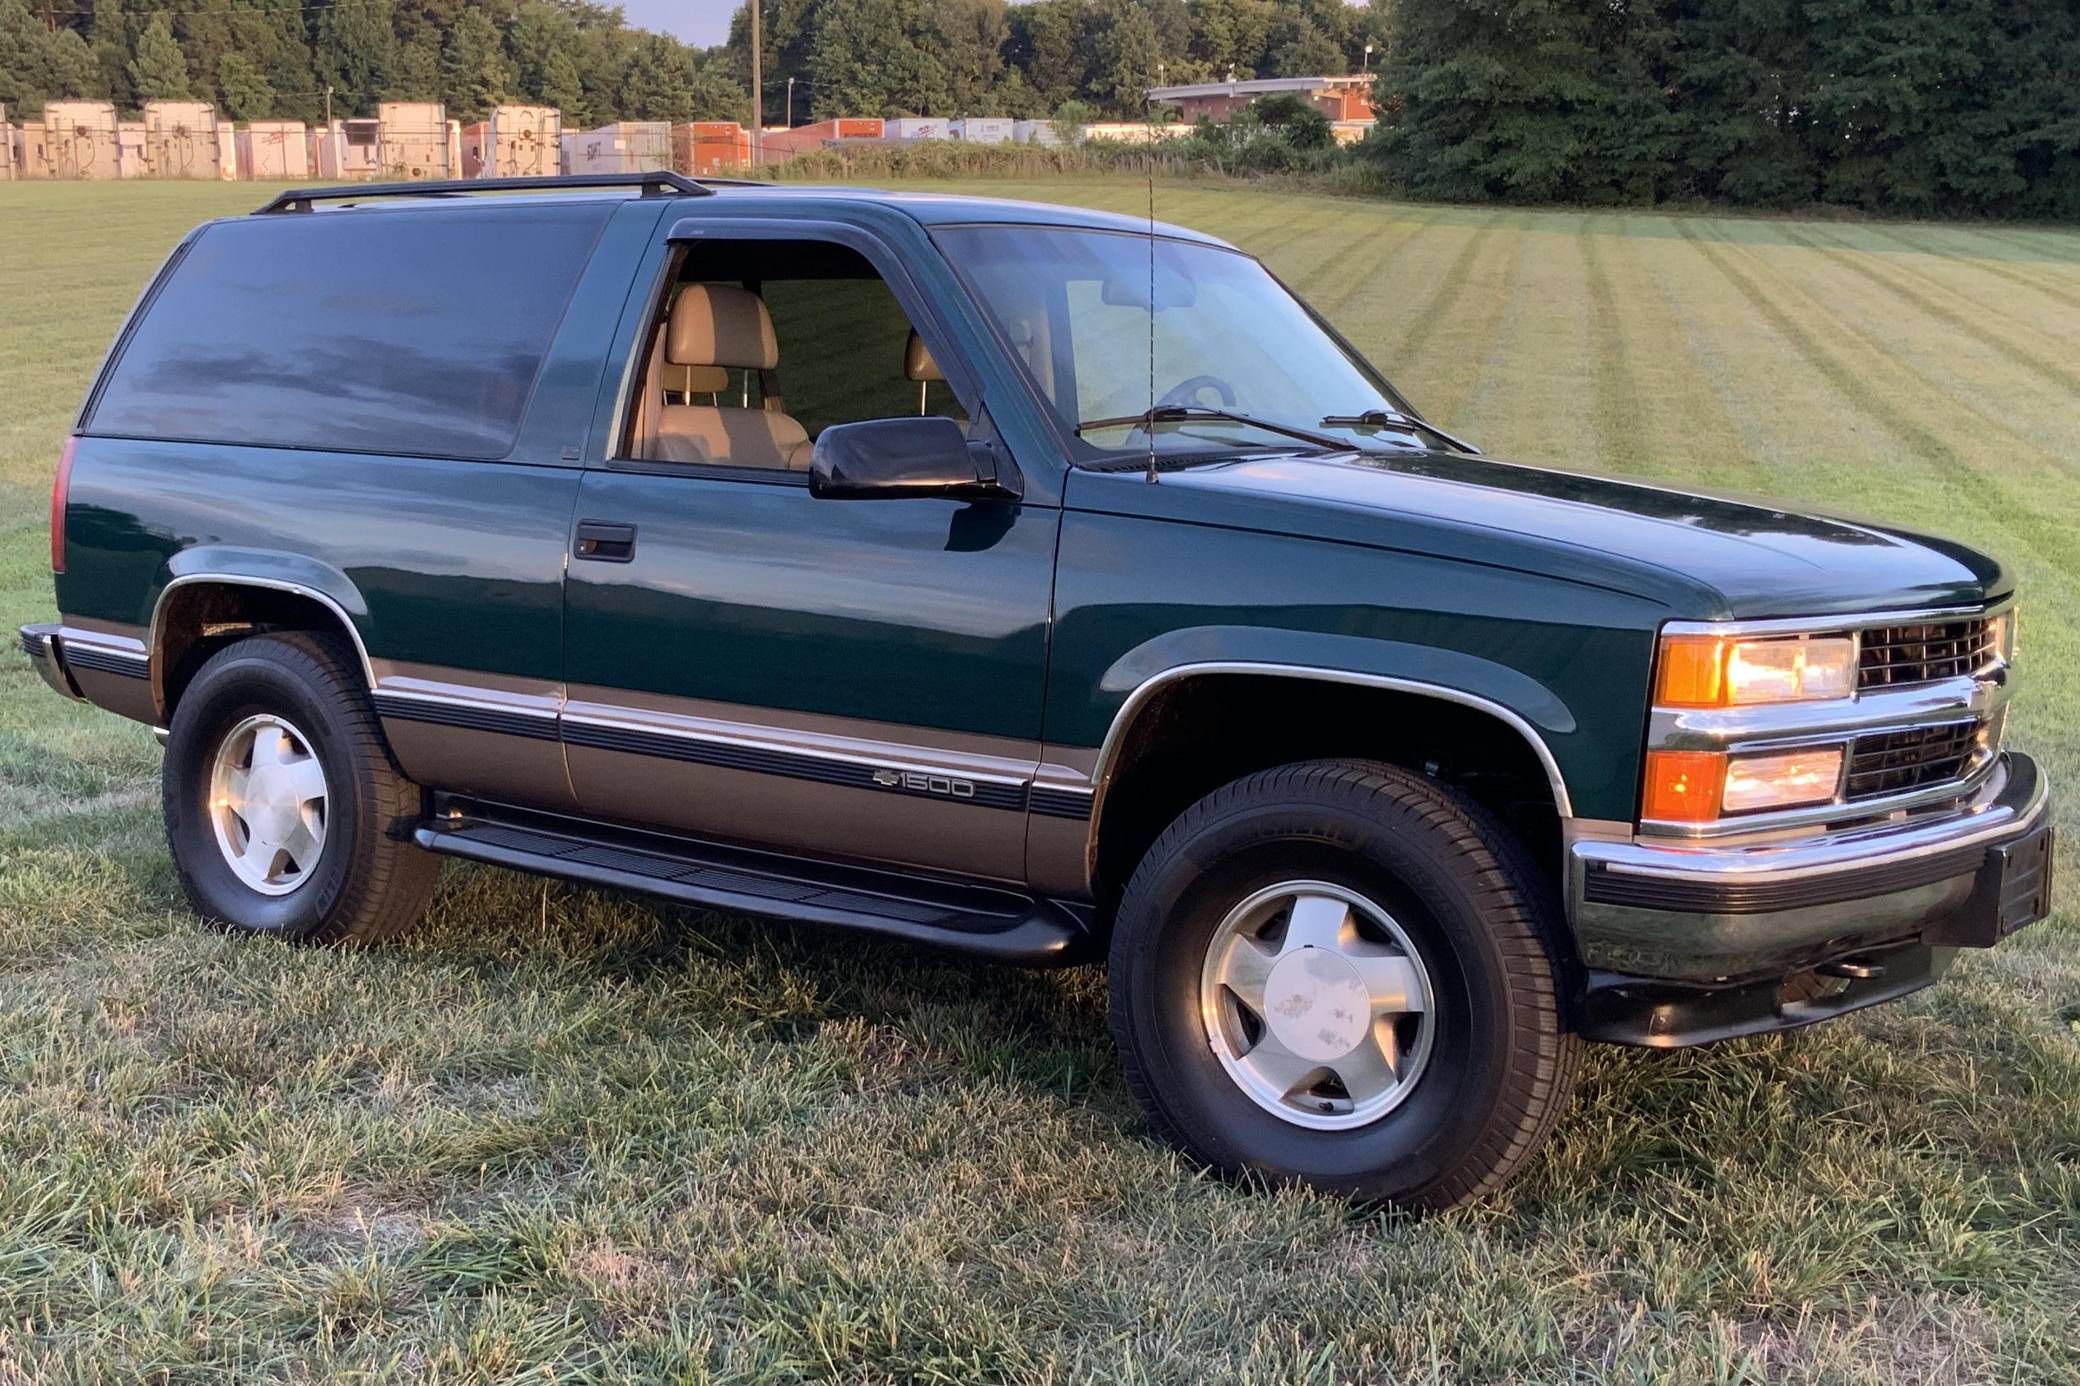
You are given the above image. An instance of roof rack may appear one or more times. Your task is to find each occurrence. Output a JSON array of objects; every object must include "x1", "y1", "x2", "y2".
[{"x1": 254, "y1": 171, "x2": 727, "y2": 215}]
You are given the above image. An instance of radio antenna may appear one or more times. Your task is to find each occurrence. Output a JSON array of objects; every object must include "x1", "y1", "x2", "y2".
[{"x1": 1145, "y1": 102, "x2": 1160, "y2": 486}]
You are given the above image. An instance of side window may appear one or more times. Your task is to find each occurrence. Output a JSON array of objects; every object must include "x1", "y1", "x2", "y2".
[
  {"x1": 625, "y1": 238, "x2": 966, "y2": 473},
  {"x1": 91, "y1": 205, "x2": 610, "y2": 459}
]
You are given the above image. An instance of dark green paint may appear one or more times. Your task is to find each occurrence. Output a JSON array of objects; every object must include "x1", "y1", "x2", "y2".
[{"x1": 47, "y1": 185, "x2": 2016, "y2": 835}]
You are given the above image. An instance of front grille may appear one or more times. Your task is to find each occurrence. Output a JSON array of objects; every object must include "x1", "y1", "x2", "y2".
[
  {"x1": 1858, "y1": 617, "x2": 1995, "y2": 690},
  {"x1": 1845, "y1": 721, "x2": 1983, "y2": 801}
]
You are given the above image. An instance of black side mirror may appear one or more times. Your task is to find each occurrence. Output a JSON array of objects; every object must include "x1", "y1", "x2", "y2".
[{"x1": 809, "y1": 417, "x2": 1022, "y2": 501}]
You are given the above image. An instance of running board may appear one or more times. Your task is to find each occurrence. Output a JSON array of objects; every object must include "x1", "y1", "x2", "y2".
[{"x1": 413, "y1": 803, "x2": 1094, "y2": 965}]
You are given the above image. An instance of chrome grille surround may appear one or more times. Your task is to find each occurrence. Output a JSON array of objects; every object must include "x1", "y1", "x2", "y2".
[{"x1": 1645, "y1": 599, "x2": 2013, "y2": 840}]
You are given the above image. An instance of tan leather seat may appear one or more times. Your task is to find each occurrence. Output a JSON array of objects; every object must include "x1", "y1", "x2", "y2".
[
  {"x1": 904, "y1": 329, "x2": 941, "y2": 414},
  {"x1": 655, "y1": 285, "x2": 811, "y2": 470}
]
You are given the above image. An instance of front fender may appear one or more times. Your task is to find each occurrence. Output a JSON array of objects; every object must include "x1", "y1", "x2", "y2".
[{"x1": 1089, "y1": 630, "x2": 1578, "y2": 814}]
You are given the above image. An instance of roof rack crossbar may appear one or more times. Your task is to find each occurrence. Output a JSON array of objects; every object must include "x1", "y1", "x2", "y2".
[{"x1": 255, "y1": 171, "x2": 720, "y2": 215}]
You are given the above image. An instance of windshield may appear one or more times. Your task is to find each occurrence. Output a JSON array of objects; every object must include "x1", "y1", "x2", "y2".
[{"x1": 936, "y1": 225, "x2": 1414, "y2": 463}]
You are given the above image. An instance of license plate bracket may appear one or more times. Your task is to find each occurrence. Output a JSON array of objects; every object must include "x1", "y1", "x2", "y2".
[{"x1": 1925, "y1": 822, "x2": 2055, "y2": 949}]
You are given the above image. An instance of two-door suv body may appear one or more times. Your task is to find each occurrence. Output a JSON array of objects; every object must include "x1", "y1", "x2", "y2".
[{"x1": 24, "y1": 174, "x2": 2054, "y2": 1208}]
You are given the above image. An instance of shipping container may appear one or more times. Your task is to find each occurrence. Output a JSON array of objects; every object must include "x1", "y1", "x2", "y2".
[
  {"x1": 377, "y1": 101, "x2": 450, "y2": 179},
  {"x1": 1012, "y1": 119, "x2": 1065, "y2": 146},
  {"x1": 311, "y1": 119, "x2": 383, "y2": 179},
  {"x1": 753, "y1": 117, "x2": 883, "y2": 161},
  {"x1": 463, "y1": 105, "x2": 563, "y2": 177},
  {"x1": 560, "y1": 121, "x2": 672, "y2": 174},
  {"x1": 213, "y1": 120, "x2": 238, "y2": 179},
  {"x1": 953, "y1": 117, "x2": 1014, "y2": 144},
  {"x1": 672, "y1": 121, "x2": 751, "y2": 174},
  {"x1": 40, "y1": 101, "x2": 119, "y2": 178},
  {"x1": 140, "y1": 100, "x2": 219, "y2": 177},
  {"x1": 885, "y1": 118, "x2": 952, "y2": 142},
  {"x1": 237, "y1": 121, "x2": 310, "y2": 180},
  {"x1": 0, "y1": 106, "x2": 14, "y2": 181}
]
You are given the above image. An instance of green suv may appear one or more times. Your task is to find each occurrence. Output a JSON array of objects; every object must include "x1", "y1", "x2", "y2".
[{"x1": 22, "y1": 174, "x2": 2054, "y2": 1209}]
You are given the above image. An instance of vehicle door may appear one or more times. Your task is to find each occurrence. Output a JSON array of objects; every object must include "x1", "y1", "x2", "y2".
[{"x1": 562, "y1": 218, "x2": 1060, "y2": 882}]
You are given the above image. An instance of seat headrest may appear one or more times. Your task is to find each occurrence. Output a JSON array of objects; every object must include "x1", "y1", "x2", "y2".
[
  {"x1": 903, "y1": 329, "x2": 943, "y2": 383},
  {"x1": 678, "y1": 364, "x2": 730, "y2": 394},
  {"x1": 669, "y1": 284, "x2": 778, "y2": 370}
]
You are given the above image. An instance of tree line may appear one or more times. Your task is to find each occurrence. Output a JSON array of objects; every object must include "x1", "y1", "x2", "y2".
[
  {"x1": 1374, "y1": 0, "x2": 2080, "y2": 219},
  {"x1": 3, "y1": 0, "x2": 2073, "y2": 218},
  {"x1": 0, "y1": 0, "x2": 1383, "y2": 128}
]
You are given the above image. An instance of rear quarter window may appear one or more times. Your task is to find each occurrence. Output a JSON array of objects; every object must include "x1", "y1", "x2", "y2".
[{"x1": 89, "y1": 204, "x2": 610, "y2": 459}]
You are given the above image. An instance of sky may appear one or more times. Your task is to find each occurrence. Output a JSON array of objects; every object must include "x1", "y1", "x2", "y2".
[{"x1": 618, "y1": 0, "x2": 742, "y2": 48}]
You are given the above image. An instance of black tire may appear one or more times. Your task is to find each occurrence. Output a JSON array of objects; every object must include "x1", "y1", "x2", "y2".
[
  {"x1": 162, "y1": 631, "x2": 439, "y2": 945},
  {"x1": 1107, "y1": 759, "x2": 1581, "y2": 1210}
]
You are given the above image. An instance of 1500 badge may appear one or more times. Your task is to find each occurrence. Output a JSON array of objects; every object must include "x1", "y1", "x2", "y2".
[{"x1": 872, "y1": 768, "x2": 977, "y2": 799}]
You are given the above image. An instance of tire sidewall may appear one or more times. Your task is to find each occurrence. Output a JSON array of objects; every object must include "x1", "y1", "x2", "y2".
[
  {"x1": 1115, "y1": 786, "x2": 1532, "y2": 1202},
  {"x1": 163, "y1": 642, "x2": 369, "y2": 939}
]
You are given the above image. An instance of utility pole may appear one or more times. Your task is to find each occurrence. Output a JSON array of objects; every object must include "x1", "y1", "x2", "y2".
[
  {"x1": 324, "y1": 85, "x2": 334, "y2": 127},
  {"x1": 786, "y1": 76, "x2": 795, "y2": 129},
  {"x1": 748, "y1": 0, "x2": 762, "y2": 166}
]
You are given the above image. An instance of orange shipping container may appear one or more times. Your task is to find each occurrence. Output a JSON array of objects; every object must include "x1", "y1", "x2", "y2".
[{"x1": 672, "y1": 121, "x2": 750, "y2": 174}]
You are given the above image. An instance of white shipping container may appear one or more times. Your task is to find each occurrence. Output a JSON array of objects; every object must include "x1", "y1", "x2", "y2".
[
  {"x1": 378, "y1": 101, "x2": 450, "y2": 179},
  {"x1": 140, "y1": 100, "x2": 218, "y2": 177},
  {"x1": 238, "y1": 121, "x2": 309, "y2": 180},
  {"x1": 314, "y1": 119, "x2": 383, "y2": 179},
  {"x1": 886, "y1": 118, "x2": 952, "y2": 142},
  {"x1": 1011, "y1": 120, "x2": 1064, "y2": 146},
  {"x1": 954, "y1": 118, "x2": 1014, "y2": 144},
  {"x1": 213, "y1": 120, "x2": 238, "y2": 179},
  {"x1": 41, "y1": 101, "x2": 119, "y2": 178},
  {"x1": 560, "y1": 121, "x2": 671, "y2": 173},
  {"x1": 0, "y1": 106, "x2": 14, "y2": 180},
  {"x1": 483, "y1": 105, "x2": 563, "y2": 176}
]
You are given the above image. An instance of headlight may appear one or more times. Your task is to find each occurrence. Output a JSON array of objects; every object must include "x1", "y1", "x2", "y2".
[
  {"x1": 1989, "y1": 609, "x2": 2017, "y2": 663},
  {"x1": 1642, "y1": 745, "x2": 1846, "y2": 821},
  {"x1": 1655, "y1": 633, "x2": 1857, "y2": 708}
]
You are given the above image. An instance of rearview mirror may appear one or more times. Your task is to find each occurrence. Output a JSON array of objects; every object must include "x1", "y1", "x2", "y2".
[{"x1": 809, "y1": 417, "x2": 1022, "y2": 501}]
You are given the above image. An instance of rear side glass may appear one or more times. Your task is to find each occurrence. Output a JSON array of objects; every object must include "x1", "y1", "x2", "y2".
[{"x1": 90, "y1": 204, "x2": 610, "y2": 460}]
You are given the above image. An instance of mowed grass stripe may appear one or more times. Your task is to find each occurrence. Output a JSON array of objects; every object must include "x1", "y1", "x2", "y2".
[
  {"x1": 1442, "y1": 213, "x2": 1584, "y2": 444},
  {"x1": 1578, "y1": 223, "x2": 1656, "y2": 476},
  {"x1": 1741, "y1": 227, "x2": 2080, "y2": 481},
  {"x1": 1862, "y1": 224, "x2": 2080, "y2": 319},
  {"x1": 1781, "y1": 225, "x2": 2080, "y2": 392},
  {"x1": 1678, "y1": 221, "x2": 2080, "y2": 568}
]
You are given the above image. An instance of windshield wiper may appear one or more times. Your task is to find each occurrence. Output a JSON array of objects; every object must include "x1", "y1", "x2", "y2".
[
  {"x1": 1078, "y1": 405, "x2": 1355, "y2": 454},
  {"x1": 1319, "y1": 409, "x2": 1481, "y2": 455}
]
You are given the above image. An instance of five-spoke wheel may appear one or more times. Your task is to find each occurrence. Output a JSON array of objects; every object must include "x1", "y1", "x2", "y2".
[
  {"x1": 1200, "y1": 881, "x2": 1434, "y2": 1129},
  {"x1": 207, "y1": 713, "x2": 330, "y2": 895}
]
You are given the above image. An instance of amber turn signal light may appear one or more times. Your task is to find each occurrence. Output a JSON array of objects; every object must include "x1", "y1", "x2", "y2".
[
  {"x1": 1642, "y1": 750, "x2": 1726, "y2": 822},
  {"x1": 1653, "y1": 636, "x2": 1728, "y2": 708}
]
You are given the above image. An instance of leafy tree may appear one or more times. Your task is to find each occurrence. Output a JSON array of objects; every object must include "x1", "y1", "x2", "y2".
[
  {"x1": 1050, "y1": 95, "x2": 1094, "y2": 141},
  {"x1": 1005, "y1": 0, "x2": 1082, "y2": 111},
  {"x1": 440, "y1": 5, "x2": 515, "y2": 120},
  {"x1": 1086, "y1": 0, "x2": 1161, "y2": 116},
  {"x1": 388, "y1": 32, "x2": 439, "y2": 99},
  {"x1": 215, "y1": 51, "x2": 276, "y2": 120},
  {"x1": 1252, "y1": 90, "x2": 1330, "y2": 146},
  {"x1": 0, "y1": 0, "x2": 103, "y2": 113},
  {"x1": 127, "y1": 12, "x2": 191, "y2": 101},
  {"x1": 808, "y1": 0, "x2": 951, "y2": 117},
  {"x1": 315, "y1": 0, "x2": 398, "y2": 111}
]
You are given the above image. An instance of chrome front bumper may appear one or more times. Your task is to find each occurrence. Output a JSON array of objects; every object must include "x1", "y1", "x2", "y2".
[{"x1": 1569, "y1": 751, "x2": 2051, "y2": 983}]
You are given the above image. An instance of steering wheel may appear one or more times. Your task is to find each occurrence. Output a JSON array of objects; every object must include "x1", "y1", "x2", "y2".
[{"x1": 1156, "y1": 374, "x2": 1238, "y2": 410}]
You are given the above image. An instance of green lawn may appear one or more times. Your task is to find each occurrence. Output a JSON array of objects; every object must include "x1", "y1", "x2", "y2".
[{"x1": 1, "y1": 178, "x2": 2075, "y2": 1381}]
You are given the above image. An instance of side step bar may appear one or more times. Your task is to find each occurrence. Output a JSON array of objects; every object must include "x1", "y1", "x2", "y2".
[{"x1": 414, "y1": 802, "x2": 1095, "y2": 966}]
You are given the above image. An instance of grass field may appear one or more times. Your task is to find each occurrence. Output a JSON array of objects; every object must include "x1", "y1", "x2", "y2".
[{"x1": 1, "y1": 177, "x2": 2076, "y2": 1382}]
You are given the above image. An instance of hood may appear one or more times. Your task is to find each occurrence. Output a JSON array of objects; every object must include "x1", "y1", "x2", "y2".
[{"x1": 1065, "y1": 450, "x2": 2008, "y2": 620}]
